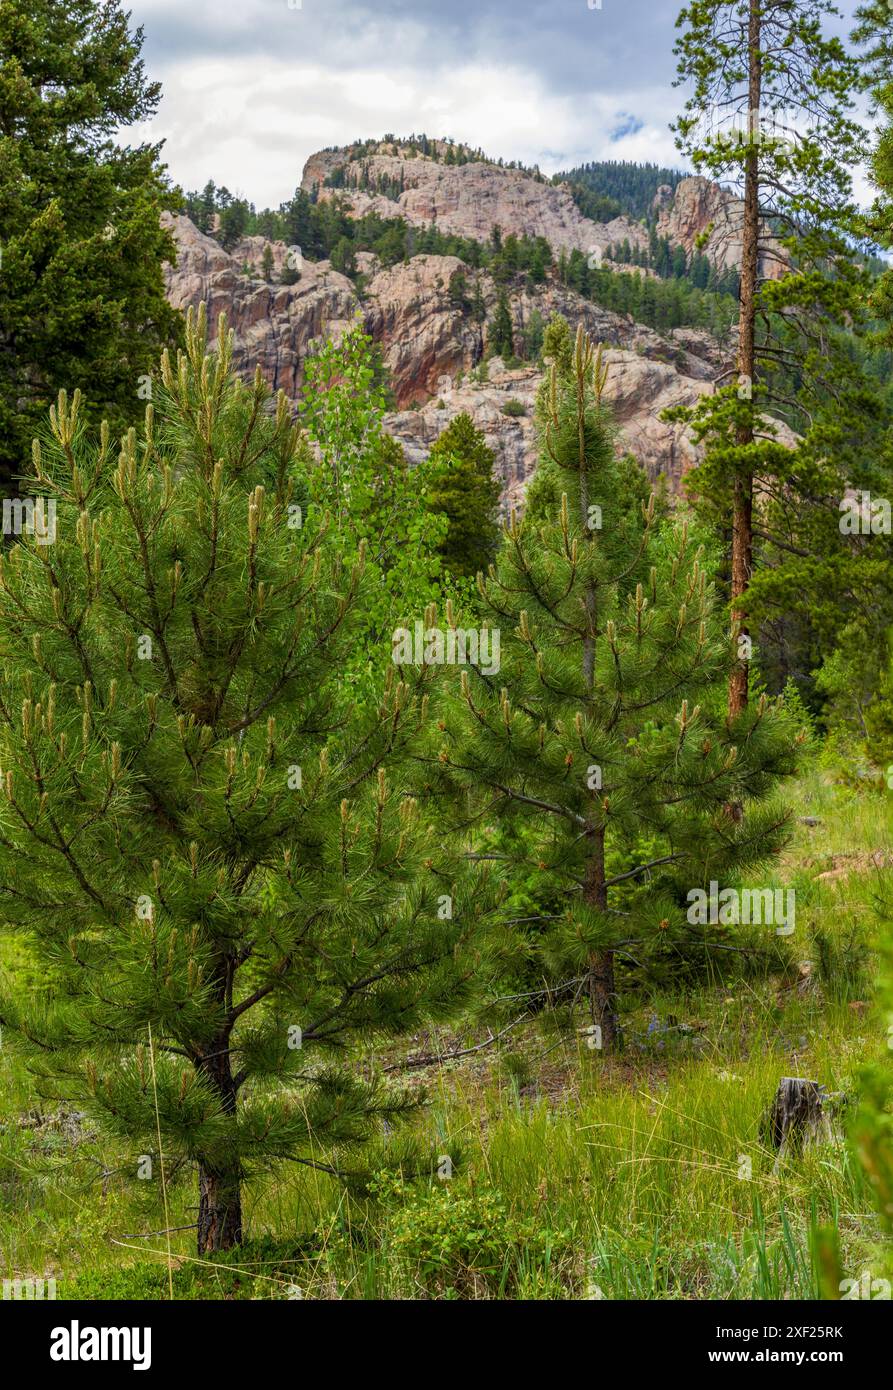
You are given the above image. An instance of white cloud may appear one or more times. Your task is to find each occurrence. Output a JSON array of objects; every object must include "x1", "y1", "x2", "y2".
[
  {"x1": 125, "y1": 0, "x2": 871, "y2": 210},
  {"x1": 140, "y1": 54, "x2": 686, "y2": 206}
]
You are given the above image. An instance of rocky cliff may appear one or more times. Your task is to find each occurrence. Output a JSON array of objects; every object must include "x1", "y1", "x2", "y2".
[
  {"x1": 385, "y1": 349, "x2": 716, "y2": 513},
  {"x1": 654, "y1": 176, "x2": 786, "y2": 281},
  {"x1": 302, "y1": 141, "x2": 650, "y2": 262},
  {"x1": 162, "y1": 145, "x2": 772, "y2": 504},
  {"x1": 361, "y1": 252, "x2": 723, "y2": 408},
  {"x1": 163, "y1": 213, "x2": 358, "y2": 399},
  {"x1": 164, "y1": 213, "x2": 731, "y2": 500},
  {"x1": 305, "y1": 142, "x2": 783, "y2": 281}
]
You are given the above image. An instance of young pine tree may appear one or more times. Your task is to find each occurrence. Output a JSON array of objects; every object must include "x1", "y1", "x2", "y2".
[
  {"x1": 0, "y1": 309, "x2": 492, "y2": 1253},
  {"x1": 430, "y1": 327, "x2": 800, "y2": 1048}
]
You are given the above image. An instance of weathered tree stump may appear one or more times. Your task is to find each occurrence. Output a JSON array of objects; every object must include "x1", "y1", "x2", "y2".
[{"x1": 767, "y1": 1077, "x2": 831, "y2": 1170}]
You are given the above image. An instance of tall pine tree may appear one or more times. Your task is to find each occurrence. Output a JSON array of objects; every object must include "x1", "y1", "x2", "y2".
[
  {"x1": 0, "y1": 0, "x2": 181, "y2": 490},
  {"x1": 672, "y1": 0, "x2": 872, "y2": 713},
  {"x1": 429, "y1": 327, "x2": 800, "y2": 1046}
]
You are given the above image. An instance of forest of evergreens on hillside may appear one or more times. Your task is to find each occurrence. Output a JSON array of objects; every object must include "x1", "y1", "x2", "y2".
[
  {"x1": 183, "y1": 165, "x2": 742, "y2": 336},
  {"x1": 559, "y1": 159, "x2": 689, "y2": 221},
  {"x1": 1, "y1": 0, "x2": 893, "y2": 1345}
]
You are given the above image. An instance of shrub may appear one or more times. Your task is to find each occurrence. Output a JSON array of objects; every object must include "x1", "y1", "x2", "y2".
[{"x1": 379, "y1": 1176, "x2": 571, "y2": 1296}]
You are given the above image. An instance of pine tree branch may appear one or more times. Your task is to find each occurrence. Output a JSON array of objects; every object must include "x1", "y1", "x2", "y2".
[
  {"x1": 224, "y1": 576, "x2": 361, "y2": 737},
  {"x1": 381, "y1": 1014, "x2": 528, "y2": 1072},
  {"x1": 3, "y1": 790, "x2": 109, "y2": 910},
  {"x1": 603, "y1": 854, "x2": 682, "y2": 888},
  {"x1": 491, "y1": 782, "x2": 588, "y2": 827}
]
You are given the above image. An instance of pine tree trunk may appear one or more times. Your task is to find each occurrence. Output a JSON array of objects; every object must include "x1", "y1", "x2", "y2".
[
  {"x1": 588, "y1": 948, "x2": 617, "y2": 1049},
  {"x1": 577, "y1": 363, "x2": 617, "y2": 1049},
  {"x1": 195, "y1": 1031, "x2": 242, "y2": 1254},
  {"x1": 585, "y1": 826, "x2": 618, "y2": 1048},
  {"x1": 197, "y1": 1164, "x2": 243, "y2": 1253},
  {"x1": 729, "y1": 0, "x2": 762, "y2": 719}
]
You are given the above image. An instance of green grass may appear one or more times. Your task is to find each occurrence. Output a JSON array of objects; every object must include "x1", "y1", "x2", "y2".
[{"x1": 1, "y1": 765, "x2": 891, "y2": 1299}]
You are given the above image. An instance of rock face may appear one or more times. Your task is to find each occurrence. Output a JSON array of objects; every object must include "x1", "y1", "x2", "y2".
[
  {"x1": 162, "y1": 212, "x2": 735, "y2": 503},
  {"x1": 364, "y1": 255, "x2": 483, "y2": 405},
  {"x1": 162, "y1": 214, "x2": 358, "y2": 399},
  {"x1": 359, "y1": 252, "x2": 727, "y2": 409},
  {"x1": 301, "y1": 148, "x2": 785, "y2": 285},
  {"x1": 303, "y1": 143, "x2": 650, "y2": 261},
  {"x1": 158, "y1": 145, "x2": 801, "y2": 511},
  {"x1": 655, "y1": 176, "x2": 786, "y2": 281},
  {"x1": 383, "y1": 352, "x2": 715, "y2": 513},
  {"x1": 384, "y1": 365, "x2": 540, "y2": 513}
]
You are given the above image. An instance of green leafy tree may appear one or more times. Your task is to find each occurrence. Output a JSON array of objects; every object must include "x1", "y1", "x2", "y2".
[
  {"x1": 0, "y1": 0, "x2": 181, "y2": 490},
  {"x1": 429, "y1": 328, "x2": 800, "y2": 1046},
  {"x1": 297, "y1": 325, "x2": 448, "y2": 664},
  {"x1": 425, "y1": 413, "x2": 501, "y2": 581},
  {"x1": 0, "y1": 309, "x2": 494, "y2": 1253}
]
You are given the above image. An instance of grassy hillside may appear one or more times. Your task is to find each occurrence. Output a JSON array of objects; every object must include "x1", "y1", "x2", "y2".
[{"x1": 2, "y1": 762, "x2": 889, "y2": 1301}]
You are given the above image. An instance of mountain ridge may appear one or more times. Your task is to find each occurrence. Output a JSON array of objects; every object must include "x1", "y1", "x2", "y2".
[{"x1": 166, "y1": 141, "x2": 786, "y2": 502}]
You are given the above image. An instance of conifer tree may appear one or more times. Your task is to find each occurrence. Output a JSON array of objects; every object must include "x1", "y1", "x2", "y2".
[
  {"x1": 489, "y1": 292, "x2": 515, "y2": 359},
  {"x1": 821, "y1": 4, "x2": 893, "y2": 754},
  {"x1": 426, "y1": 413, "x2": 501, "y2": 581},
  {"x1": 808, "y1": 3, "x2": 893, "y2": 1273},
  {"x1": 470, "y1": 277, "x2": 487, "y2": 324},
  {"x1": 0, "y1": 309, "x2": 493, "y2": 1253},
  {"x1": 855, "y1": 3, "x2": 893, "y2": 307},
  {"x1": 0, "y1": 0, "x2": 181, "y2": 489},
  {"x1": 199, "y1": 181, "x2": 218, "y2": 234},
  {"x1": 672, "y1": 0, "x2": 872, "y2": 714},
  {"x1": 748, "y1": 1, "x2": 893, "y2": 727},
  {"x1": 429, "y1": 327, "x2": 800, "y2": 1047}
]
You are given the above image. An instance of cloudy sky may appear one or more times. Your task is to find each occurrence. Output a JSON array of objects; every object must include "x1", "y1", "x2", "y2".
[{"x1": 125, "y1": 0, "x2": 867, "y2": 209}]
